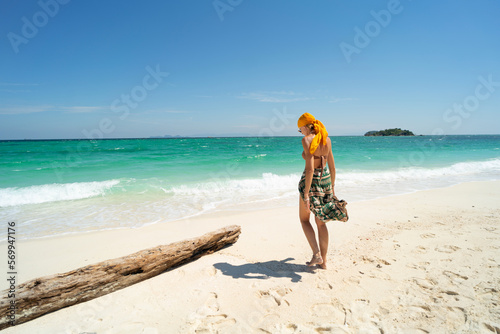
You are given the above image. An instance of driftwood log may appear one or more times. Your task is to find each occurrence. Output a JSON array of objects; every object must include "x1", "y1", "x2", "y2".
[{"x1": 0, "y1": 224, "x2": 241, "y2": 329}]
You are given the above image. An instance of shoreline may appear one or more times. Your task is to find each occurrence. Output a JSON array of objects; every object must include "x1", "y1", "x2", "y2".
[
  {"x1": 1, "y1": 180, "x2": 499, "y2": 332},
  {"x1": 1, "y1": 180, "x2": 498, "y2": 279},
  {"x1": 2, "y1": 176, "x2": 499, "y2": 242}
]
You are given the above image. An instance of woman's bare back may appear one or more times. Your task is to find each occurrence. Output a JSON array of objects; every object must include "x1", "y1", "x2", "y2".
[{"x1": 302, "y1": 136, "x2": 331, "y2": 169}]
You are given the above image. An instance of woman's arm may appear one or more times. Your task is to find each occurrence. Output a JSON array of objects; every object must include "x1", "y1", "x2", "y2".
[
  {"x1": 302, "y1": 137, "x2": 315, "y2": 201},
  {"x1": 326, "y1": 138, "x2": 336, "y2": 196}
]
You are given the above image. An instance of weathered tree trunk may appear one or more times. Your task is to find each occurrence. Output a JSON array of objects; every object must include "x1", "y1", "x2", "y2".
[{"x1": 0, "y1": 224, "x2": 241, "y2": 329}]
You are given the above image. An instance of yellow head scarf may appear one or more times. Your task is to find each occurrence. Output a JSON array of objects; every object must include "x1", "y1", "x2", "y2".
[{"x1": 297, "y1": 113, "x2": 328, "y2": 154}]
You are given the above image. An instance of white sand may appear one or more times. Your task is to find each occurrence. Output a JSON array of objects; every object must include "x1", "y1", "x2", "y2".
[{"x1": 1, "y1": 181, "x2": 500, "y2": 333}]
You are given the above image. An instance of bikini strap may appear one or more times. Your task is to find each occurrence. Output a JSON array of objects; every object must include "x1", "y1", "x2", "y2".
[{"x1": 319, "y1": 155, "x2": 326, "y2": 179}]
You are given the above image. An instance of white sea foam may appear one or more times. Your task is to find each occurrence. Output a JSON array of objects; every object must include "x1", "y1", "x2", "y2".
[
  {"x1": 0, "y1": 180, "x2": 120, "y2": 207},
  {"x1": 163, "y1": 158, "x2": 500, "y2": 212},
  {"x1": 170, "y1": 172, "x2": 298, "y2": 197},
  {"x1": 168, "y1": 159, "x2": 500, "y2": 199},
  {"x1": 340, "y1": 158, "x2": 500, "y2": 185},
  {"x1": 2, "y1": 158, "x2": 499, "y2": 240}
]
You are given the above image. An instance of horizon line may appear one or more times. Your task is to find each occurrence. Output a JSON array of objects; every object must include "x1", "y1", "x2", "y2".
[{"x1": 1, "y1": 133, "x2": 500, "y2": 142}]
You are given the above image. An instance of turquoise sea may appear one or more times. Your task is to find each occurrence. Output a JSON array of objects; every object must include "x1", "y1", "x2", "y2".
[{"x1": 1, "y1": 135, "x2": 499, "y2": 239}]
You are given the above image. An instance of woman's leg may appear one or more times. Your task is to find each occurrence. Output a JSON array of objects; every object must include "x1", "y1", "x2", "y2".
[
  {"x1": 314, "y1": 216, "x2": 329, "y2": 269},
  {"x1": 299, "y1": 197, "x2": 322, "y2": 265}
]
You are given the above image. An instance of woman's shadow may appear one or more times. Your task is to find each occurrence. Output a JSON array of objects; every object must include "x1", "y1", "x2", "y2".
[{"x1": 213, "y1": 258, "x2": 314, "y2": 283}]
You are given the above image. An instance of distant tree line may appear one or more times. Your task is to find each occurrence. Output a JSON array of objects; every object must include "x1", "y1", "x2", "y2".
[{"x1": 364, "y1": 128, "x2": 415, "y2": 136}]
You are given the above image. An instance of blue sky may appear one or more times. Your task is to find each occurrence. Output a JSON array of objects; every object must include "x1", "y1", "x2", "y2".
[{"x1": 1, "y1": 0, "x2": 499, "y2": 139}]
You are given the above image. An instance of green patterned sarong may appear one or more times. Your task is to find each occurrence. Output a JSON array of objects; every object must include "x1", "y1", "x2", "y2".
[{"x1": 298, "y1": 166, "x2": 349, "y2": 222}]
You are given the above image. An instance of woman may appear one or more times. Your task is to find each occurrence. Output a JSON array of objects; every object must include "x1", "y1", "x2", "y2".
[{"x1": 298, "y1": 113, "x2": 348, "y2": 269}]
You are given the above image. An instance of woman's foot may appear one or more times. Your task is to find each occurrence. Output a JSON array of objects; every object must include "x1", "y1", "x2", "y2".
[
  {"x1": 306, "y1": 253, "x2": 323, "y2": 266},
  {"x1": 317, "y1": 262, "x2": 327, "y2": 270}
]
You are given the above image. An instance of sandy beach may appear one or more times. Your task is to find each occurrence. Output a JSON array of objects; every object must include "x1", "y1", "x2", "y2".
[{"x1": 2, "y1": 180, "x2": 500, "y2": 333}]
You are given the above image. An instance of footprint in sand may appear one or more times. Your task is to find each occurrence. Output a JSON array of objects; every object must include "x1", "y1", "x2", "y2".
[
  {"x1": 443, "y1": 270, "x2": 468, "y2": 281},
  {"x1": 443, "y1": 271, "x2": 469, "y2": 286},
  {"x1": 482, "y1": 323, "x2": 500, "y2": 333},
  {"x1": 443, "y1": 307, "x2": 467, "y2": 332},
  {"x1": 437, "y1": 289, "x2": 461, "y2": 303},
  {"x1": 315, "y1": 326, "x2": 350, "y2": 333},
  {"x1": 360, "y1": 255, "x2": 377, "y2": 264},
  {"x1": 413, "y1": 246, "x2": 428, "y2": 254},
  {"x1": 201, "y1": 314, "x2": 236, "y2": 328},
  {"x1": 361, "y1": 256, "x2": 390, "y2": 264},
  {"x1": 348, "y1": 299, "x2": 375, "y2": 322},
  {"x1": 188, "y1": 292, "x2": 237, "y2": 332},
  {"x1": 195, "y1": 291, "x2": 219, "y2": 315},
  {"x1": 408, "y1": 304, "x2": 432, "y2": 314},
  {"x1": 406, "y1": 261, "x2": 430, "y2": 270},
  {"x1": 316, "y1": 280, "x2": 333, "y2": 290},
  {"x1": 368, "y1": 269, "x2": 391, "y2": 280},
  {"x1": 175, "y1": 268, "x2": 186, "y2": 278},
  {"x1": 412, "y1": 277, "x2": 437, "y2": 291},
  {"x1": 487, "y1": 258, "x2": 499, "y2": 265},
  {"x1": 435, "y1": 245, "x2": 461, "y2": 253},
  {"x1": 376, "y1": 258, "x2": 391, "y2": 266},
  {"x1": 475, "y1": 286, "x2": 498, "y2": 297},
  {"x1": 273, "y1": 323, "x2": 351, "y2": 334},
  {"x1": 420, "y1": 233, "x2": 436, "y2": 239},
  {"x1": 257, "y1": 286, "x2": 292, "y2": 308},
  {"x1": 345, "y1": 275, "x2": 362, "y2": 285},
  {"x1": 441, "y1": 290, "x2": 459, "y2": 296},
  {"x1": 205, "y1": 266, "x2": 217, "y2": 277},
  {"x1": 311, "y1": 302, "x2": 346, "y2": 324},
  {"x1": 474, "y1": 283, "x2": 499, "y2": 305}
]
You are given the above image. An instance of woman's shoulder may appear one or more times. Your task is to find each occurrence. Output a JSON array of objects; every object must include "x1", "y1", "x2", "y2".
[
  {"x1": 301, "y1": 134, "x2": 315, "y2": 143},
  {"x1": 301, "y1": 135, "x2": 315, "y2": 147},
  {"x1": 301, "y1": 135, "x2": 313, "y2": 153}
]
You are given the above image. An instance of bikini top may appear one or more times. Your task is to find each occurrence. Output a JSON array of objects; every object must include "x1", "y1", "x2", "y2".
[{"x1": 302, "y1": 151, "x2": 328, "y2": 178}]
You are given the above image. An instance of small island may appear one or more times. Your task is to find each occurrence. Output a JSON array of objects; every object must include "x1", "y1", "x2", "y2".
[{"x1": 364, "y1": 128, "x2": 415, "y2": 136}]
